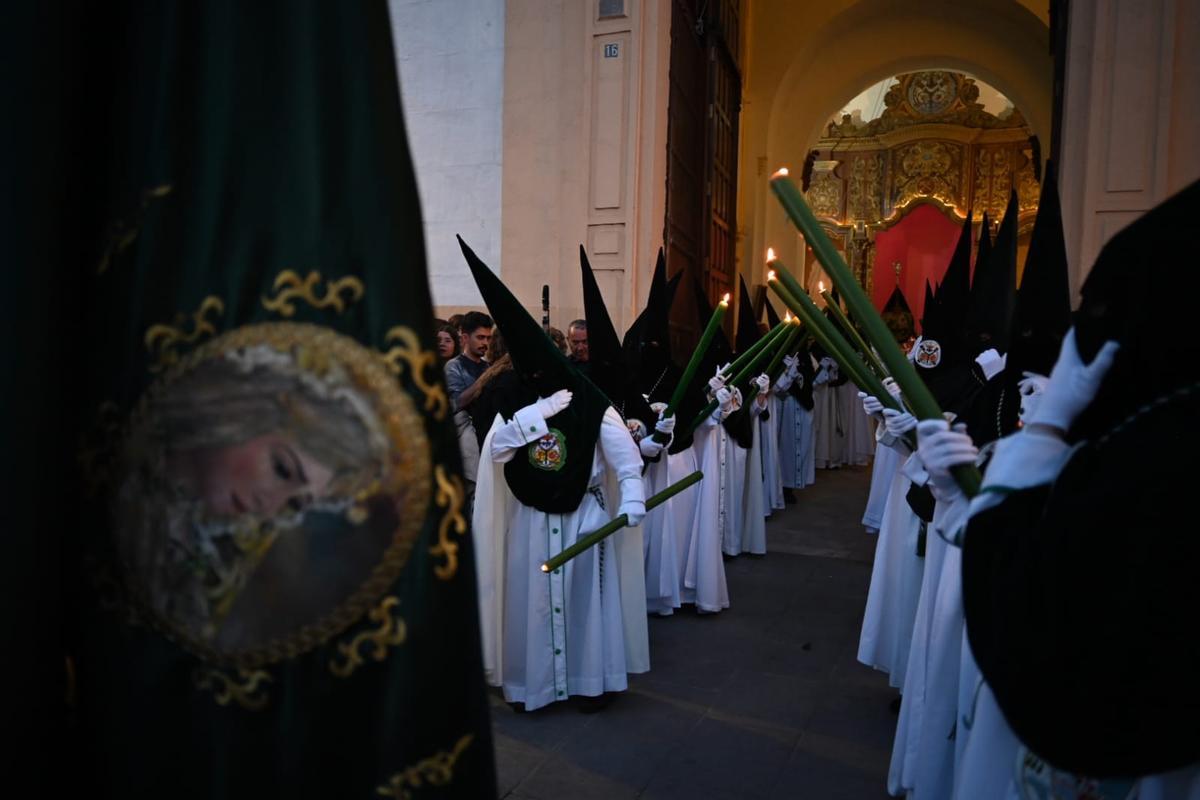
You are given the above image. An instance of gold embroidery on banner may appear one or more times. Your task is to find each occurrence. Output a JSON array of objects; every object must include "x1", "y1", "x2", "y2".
[
  {"x1": 193, "y1": 665, "x2": 272, "y2": 711},
  {"x1": 119, "y1": 322, "x2": 433, "y2": 670},
  {"x1": 430, "y1": 465, "x2": 467, "y2": 581},
  {"x1": 97, "y1": 184, "x2": 173, "y2": 275},
  {"x1": 381, "y1": 326, "x2": 449, "y2": 421},
  {"x1": 261, "y1": 270, "x2": 364, "y2": 317},
  {"x1": 329, "y1": 596, "x2": 407, "y2": 678},
  {"x1": 375, "y1": 734, "x2": 474, "y2": 799},
  {"x1": 144, "y1": 296, "x2": 225, "y2": 373}
]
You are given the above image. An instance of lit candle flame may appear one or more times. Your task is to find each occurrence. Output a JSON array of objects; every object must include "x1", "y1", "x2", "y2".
[
  {"x1": 784, "y1": 311, "x2": 792, "y2": 322},
  {"x1": 766, "y1": 247, "x2": 776, "y2": 262},
  {"x1": 819, "y1": 280, "x2": 825, "y2": 292},
  {"x1": 767, "y1": 270, "x2": 777, "y2": 281},
  {"x1": 772, "y1": 167, "x2": 789, "y2": 178},
  {"x1": 721, "y1": 292, "x2": 731, "y2": 305}
]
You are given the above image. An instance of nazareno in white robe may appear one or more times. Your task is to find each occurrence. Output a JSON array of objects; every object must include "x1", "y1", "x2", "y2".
[
  {"x1": 779, "y1": 390, "x2": 815, "y2": 490},
  {"x1": 642, "y1": 446, "x2": 693, "y2": 617},
  {"x1": 838, "y1": 380, "x2": 876, "y2": 466},
  {"x1": 735, "y1": 395, "x2": 767, "y2": 554},
  {"x1": 862, "y1": 434, "x2": 901, "y2": 532},
  {"x1": 812, "y1": 360, "x2": 847, "y2": 469},
  {"x1": 951, "y1": 431, "x2": 1200, "y2": 800},
  {"x1": 760, "y1": 391, "x2": 786, "y2": 515},
  {"x1": 679, "y1": 413, "x2": 730, "y2": 613},
  {"x1": 857, "y1": 438, "x2": 925, "y2": 688},
  {"x1": 472, "y1": 405, "x2": 648, "y2": 712}
]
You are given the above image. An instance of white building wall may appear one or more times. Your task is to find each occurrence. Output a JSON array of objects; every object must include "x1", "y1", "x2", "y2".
[{"x1": 389, "y1": 0, "x2": 505, "y2": 310}]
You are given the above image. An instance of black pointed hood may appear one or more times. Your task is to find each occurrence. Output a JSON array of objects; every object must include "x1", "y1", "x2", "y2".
[
  {"x1": 736, "y1": 276, "x2": 763, "y2": 356},
  {"x1": 966, "y1": 191, "x2": 1019, "y2": 356},
  {"x1": 915, "y1": 209, "x2": 975, "y2": 408},
  {"x1": 920, "y1": 279, "x2": 936, "y2": 333},
  {"x1": 882, "y1": 285, "x2": 915, "y2": 342},
  {"x1": 580, "y1": 245, "x2": 656, "y2": 436},
  {"x1": 458, "y1": 235, "x2": 610, "y2": 513},
  {"x1": 622, "y1": 248, "x2": 678, "y2": 395},
  {"x1": 1008, "y1": 165, "x2": 1071, "y2": 379},
  {"x1": 765, "y1": 295, "x2": 782, "y2": 329}
]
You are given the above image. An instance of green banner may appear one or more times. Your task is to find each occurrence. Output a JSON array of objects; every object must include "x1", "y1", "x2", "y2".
[{"x1": 70, "y1": 2, "x2": 495, "y2": 797}]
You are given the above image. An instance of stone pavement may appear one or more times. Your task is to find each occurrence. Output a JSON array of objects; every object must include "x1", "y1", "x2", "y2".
[{"x1": 491, "y1": 465, "x2": 897, "y2": 799}]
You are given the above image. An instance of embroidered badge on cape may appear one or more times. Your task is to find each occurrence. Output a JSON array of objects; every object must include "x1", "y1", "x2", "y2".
[
  {"x1": 1016, "y1": 747, "x2": 1137, "y2": 800},
  {"x1": 528, "y1": 429, "x2": 568, "y2": 472},
  {"x1": 915, "y1": 338, "x2": 943, "y2": 369}
]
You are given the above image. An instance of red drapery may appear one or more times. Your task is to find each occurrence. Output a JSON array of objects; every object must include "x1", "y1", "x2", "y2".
[{"x1": 872, "y1": 203, "x2": 963, "y2": 331}]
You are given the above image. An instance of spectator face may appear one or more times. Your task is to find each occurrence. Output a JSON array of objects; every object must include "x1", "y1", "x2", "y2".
[
  {"x1": 436, "y1": 330, "x2": 456, "y2": 359},
  {"x1": 464, "y1": 326, "x2": 492, "y2": 360},
  {"x1": 568, "y1": 327, "x2": 588, "y2": 361}
]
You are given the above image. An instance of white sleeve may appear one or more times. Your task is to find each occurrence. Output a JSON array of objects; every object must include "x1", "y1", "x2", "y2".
[
  {"x1": 969, "y1": 429, "x2": 1078, "y2": 517},
  {"x1": 489, "y1": 403, "x2": 549, "y2": 463},
  {"x1": 901, "y1": 451, "x2": 929, "y2": 487},
  {"x1": 774, "y1": 373, "x2": 794, "y2": 392},
  {"x1": 598, "y1": 407, "x2": 646, "y2": 506}
]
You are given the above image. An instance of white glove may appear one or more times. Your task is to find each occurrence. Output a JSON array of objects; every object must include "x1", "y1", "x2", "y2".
[
  {"x1": 783, "y1": 354, "x2": 799, "y2": 370},
  {"x1": 753, "y1": 373, "x2": 770, "y2": 396},
  {"x1": 916, "y1": 418, "x2": 977, "y2": 501},
  {"x1": 654, "y1": 413, "x2": 677, "y2": 436},
  {"x1": 773, "y1": 372, "x2": 793, "y2": 393},
  {"x1": 882, "y1": 377, "x2": 903, "y2": 401},
  {"x1": 619, "y1": 500, "x2": 646, "y2": 528},
  {"x1": 708, "y1": 367, "x2": 728, "y2": 396},
  {"x1": 1027, "y1": 328, "x2": 1120, "y2": 433},
  {"x1": 536, "y1": 389, "x2": 573, "y2": 419},
  {"x1": 882, "y1": 407, "x2": 917, "y2": 438},
  {"x1": 859, "y1": 391, "x2": 884, "y2": 417},
  {"x1": 974, "y1": 348, "x2": 1007, "y2": 381},
  {"x1": 639, "y1": 436, "x2": 666, "y2": 459},
  {"x1": 1017, "y1": 371, "x2": 1049, "y2": 424}
]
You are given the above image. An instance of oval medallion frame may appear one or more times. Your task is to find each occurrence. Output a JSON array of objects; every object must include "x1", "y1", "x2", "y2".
[{"x1": 114, "y1": 322, "x2": 432, "y2": 668}]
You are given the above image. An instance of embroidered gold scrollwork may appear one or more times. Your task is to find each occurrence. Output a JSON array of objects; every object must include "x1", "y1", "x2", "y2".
[
  {"x1": 381, "y1": 326, "x2": 449, "y2": 421},
  {"x1": 97, "y1": 184, "x2": 173, "y2": 275},
  {"x1": 329, "y1": 596, "x2": 407, "y2": 678},
  {"x1": 430, "y1": 465, "x2": 467, "y2": 581},
  {"x1": 375, "y1": 734, "x2": 474, "y2": 799},
  {"x1": 144, "y1": 295, "x2": 225, "y2": 373},
  {"x1": 193, "y1": 665, "x2": 272, "y2": 711},
  {"x1": 261, "y1": 270, "x2": 365, "y2": 317}
]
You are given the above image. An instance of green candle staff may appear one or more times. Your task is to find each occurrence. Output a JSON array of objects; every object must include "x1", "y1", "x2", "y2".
[
  {"x1": 764, "y1": 316, "x2": 804, "y2": 378},
  {"x1": 541, "y1": 470, "x2": 705, "y2": 573},
  {"x1": 685, "y1": 319, "x2": 793, "y2": 435},
  {"x1": 769, "y1": 167, "x2": 980, "y2": 496},
  {"x1": 819, "y1": 290, "x2": 889, "y2": 381},
  {"x1": 654, "y1": 292, "x2": 730, "y2": 443}
]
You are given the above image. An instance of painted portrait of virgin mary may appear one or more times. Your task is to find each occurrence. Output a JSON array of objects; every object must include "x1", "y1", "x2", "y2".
[{"x1": 115, "y1": 327, "x2": 429, "y2": 662}]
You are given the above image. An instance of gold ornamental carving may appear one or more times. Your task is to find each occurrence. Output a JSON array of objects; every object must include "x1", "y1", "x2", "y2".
[
  {"x1": 891, "y1": 141, "x2": 964, "y2": 212},
  {"x1": 430, "y1": 465, "x2": 467, "y2": 581},
  {"x1": 846, "y1": 154, "x2": 882, "y2": 221},
  {"x1": 193, "y1": 666, "x2": 273, "y2": 711},
  {"x1": 806, "y1": 171, "x2": 843, "y2": 220},
  {"x1": 262, "y1": 270, "x2": 365, "y2": 317},
  {"x1": 144, "y1": 295, "x2": 226, "y2": 373},
  {"x1": 375, "y1": 734, "x2": 475, "y2": 799},
  {"x1": 975, "y1": 147, "x2": 1013, "y2": 221},
  {"x1": 330, "y1": 596, "x2": 407, "y2": 678}
]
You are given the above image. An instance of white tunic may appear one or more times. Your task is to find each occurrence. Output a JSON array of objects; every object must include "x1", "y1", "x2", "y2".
[
  {"x1": 679, "y1": 415, "x2": 730, "y2": 613},
  {"x1": 643, "y1": 450, "x2": 684, "y2": 617},
  {"x1": 857, "y1": 445, "x2": 925, "y2": 688},
  {"x1": 889, "y1": 491, "x2": 971, "y2": 799},
  {"x1": 779, "y1": 393, "x2": 815, "y2": 489},
  {"x1": 472, "y1": 405, "x2": 647, "y2": 711},
  {"x1": 862, "y1": 437, "x2": 901, "y2": 532},
  {"x1": 839, "y1": 380, "x2": 876, "y2": 466},
  {"x1": 760, "y1": 392, "x2": 786, "y2": 514},
  {"x1": 812, "y1": 363, "x2": 847, "y2": 469},
  {"x1": 735, "y1": 398, "x2": 767, "y2": 555}
]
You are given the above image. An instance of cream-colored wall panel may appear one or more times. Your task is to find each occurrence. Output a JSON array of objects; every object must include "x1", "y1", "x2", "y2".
[
  {"x1": 1101, "y1": 1, "x2": 1161, "y2": 194},
  {"x1": 590, "y1": 32, "x2": 632, "y2": 212},
  {"x1": 590, "y1": 225, "x2": 625, "y2": 256}
]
